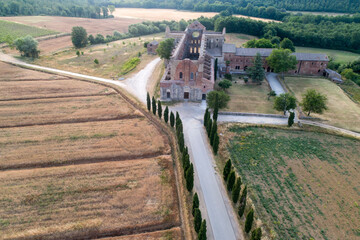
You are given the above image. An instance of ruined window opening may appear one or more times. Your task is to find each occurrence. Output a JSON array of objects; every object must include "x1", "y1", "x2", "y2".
[
  {"x1": 179, "y1": 72, "x2": 183, "y2": 79},
  {"x1": 318, "y1": 69, "x2": 321, "y2": 72},
  {"x1": 190, "y1": 72, "x2": 194, "y2": 80}
]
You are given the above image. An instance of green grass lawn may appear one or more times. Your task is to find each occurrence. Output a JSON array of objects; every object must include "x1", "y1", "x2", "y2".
[
  {"x1": 225, "y1": 33, "x2": 257, "y2": 47},
  {"x1": 224, "y1": 126, "x2": 360, "y2": 240},
  {"x1": 284, "y1": 76, "x2": 360, "y2": 132},
  {"x1": 224, "y1": 80, "x2": 278, "y2": 114},
  {"x1": 295, "y1": 46, "x2": 360, "y2": 64},
  {"x1": 0, "y1": 20, "x2": 57, "y2": 42}
]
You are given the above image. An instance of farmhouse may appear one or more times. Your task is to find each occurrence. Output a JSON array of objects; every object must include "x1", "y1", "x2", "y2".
[{"x1": 160, "y1": 21, "x2": 329, "y2": 101}]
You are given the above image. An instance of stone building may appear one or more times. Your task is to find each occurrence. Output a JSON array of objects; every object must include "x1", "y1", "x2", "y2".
[
  {"x1": 160, "y1": 21, "x2": 329, "y2": 101},
  {"x1": 147, "y1": 40, "x2": 159, "y2": 54},
  {"x1": 222, "y1": 44, "x2": 329, "y2": 75},
  {"x1": 160, "y1": 21, "x2": 225, "y2": 101}
]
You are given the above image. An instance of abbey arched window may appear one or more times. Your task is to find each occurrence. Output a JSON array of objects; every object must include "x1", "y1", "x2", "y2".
[
  {"x1": 179, "y1": 72, "x2": 183, "y2": 79},
  {"x1": 190, "y1": 72, "x2": 194, "y2": 80}
]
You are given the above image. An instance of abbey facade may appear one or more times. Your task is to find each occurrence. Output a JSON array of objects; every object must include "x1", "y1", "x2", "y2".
[{"x1": 160, "y1": 21, "x2": 329, "y2": 101}]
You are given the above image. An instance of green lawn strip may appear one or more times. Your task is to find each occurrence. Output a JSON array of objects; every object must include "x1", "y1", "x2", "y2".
[{"x1": 295, "y1": 46, "x2": 360, "y2": 64}]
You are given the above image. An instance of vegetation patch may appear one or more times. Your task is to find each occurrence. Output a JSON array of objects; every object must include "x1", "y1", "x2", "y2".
[
  {"x1": 223, "y1": 125, "x2": 360, "y2": 240},
  {"x1": 121, "y1": 57, "x2": 141, "y2": 75},
  {"x1": 0, "y1": 20, "x2": 56, "y2": 43}
]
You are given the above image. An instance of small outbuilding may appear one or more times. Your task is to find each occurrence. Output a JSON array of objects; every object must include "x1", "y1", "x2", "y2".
[{"x1": 147, "y1": 40, "x2": 159, "y2": 55}]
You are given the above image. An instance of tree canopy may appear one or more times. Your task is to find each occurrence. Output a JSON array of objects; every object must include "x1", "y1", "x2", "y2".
[
  {"x1": 301, "y1": 89, "x2": 328, "y2": 116},
  {"x1": 247, "y1": 53, "x2": 265, "y2": 84},
  {"x1": 71, "y1": 26, "x2": 88, "y2": 48},
  {"x1": 156, "y1": 38, "x2": 174, "y2": 60},
  {"x1": 14, "y1": 35, "x2": 39, "y2": 58},
  {"x1": 274, "y1": 93, "x2": 297, "y2": 114},
  {"x1": 206, "y1": 91, "x2": 230, "y2": 109},
  {"x1": 266, "y1": 49, "x2": 297, "y2": 78},
  {"x1": 280, "y1": 38, "x2": 295, "y2": 52},
  {"x1": 218, "y1": 79, "x2": 232, "y2": 90}
]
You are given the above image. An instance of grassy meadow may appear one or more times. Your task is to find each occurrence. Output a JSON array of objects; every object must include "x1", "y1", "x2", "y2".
[
  {"x1": 224, "y1": 79, "x2": 278, "y2": 114},
  {"x1": 0, "y1": 19, "x2": 57, "y2": 42},
  {"x1": 221, "y1": 125, "x2": 360, "y2": 240},
  {"x1": 284, "y1": 77, "x2": 360, "y2": 132},
  {"x1": 295, "y1": 46, "x2": 360, "y2": 64}
]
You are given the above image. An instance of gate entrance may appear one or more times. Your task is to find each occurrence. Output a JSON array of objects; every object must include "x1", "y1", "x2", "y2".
[{"x1": 184, "y1": 92, "x2": 189, "y2": 99}]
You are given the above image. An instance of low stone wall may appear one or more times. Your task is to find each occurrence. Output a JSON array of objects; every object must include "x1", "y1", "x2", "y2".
[{"x1": 219, "y1": 111, "x2": 287, "y2": 118}]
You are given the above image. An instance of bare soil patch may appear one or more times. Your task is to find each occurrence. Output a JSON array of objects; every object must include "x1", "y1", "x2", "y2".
[
  {"x1": 0, "y1": 79, "x2": 115, "y2": 100},
  {"x1": 0, "y1": 157, "x2": 179, "y2": 240},
  {"x1": 0, "y1": 95, "x2": 141, "y2": 127}
]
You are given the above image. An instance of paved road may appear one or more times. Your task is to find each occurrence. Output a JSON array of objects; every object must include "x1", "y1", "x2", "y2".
[
  {"x1": 171, "y1": 102, "x2": 243, "y2": 240},
  {"x1": 266, "y1": 72, "x2": 285, "y2": 95}
]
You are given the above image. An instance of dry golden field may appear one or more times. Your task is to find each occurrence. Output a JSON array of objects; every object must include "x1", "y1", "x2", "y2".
[{"x1": 0, "y1": 62, "x2": 181, "y2": 239}]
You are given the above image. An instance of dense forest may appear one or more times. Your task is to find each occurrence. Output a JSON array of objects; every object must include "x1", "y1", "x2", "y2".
[{"x1": 0, "y1": 0, "x2": 114, "y2": 18}]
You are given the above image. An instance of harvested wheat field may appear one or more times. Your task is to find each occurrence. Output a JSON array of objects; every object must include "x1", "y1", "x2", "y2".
[
  {"x1": 0, "y1": 157, "x2": 179, "y2": 240},
  {"x1": 0, "y1": 63, "x2": 182, "y2": 239},
  {"x1": 0, "y1": 95, "x2": 141, "y2": 127}
]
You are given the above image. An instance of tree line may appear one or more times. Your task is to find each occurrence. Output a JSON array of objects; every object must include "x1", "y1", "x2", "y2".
[{"x1": 0, "y1": 0, "x2": 115, "y2": 19}]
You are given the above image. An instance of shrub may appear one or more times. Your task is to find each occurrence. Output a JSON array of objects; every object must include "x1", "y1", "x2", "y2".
[
  {"x1": 121, "y1": 57, "x2": 140, "y2": 75},
  {"x1": 288, "y1": 111, "x2": 295, "y2": 127},
  {"x1": 94, "y1": 59, "x2": 99, "y2": 64},
  {"x1": 224, "y1": 73, "x2": 232, "y2": 81},
  {"x1": 251, "y1": 228, "x2": 262, "y2": 240}
]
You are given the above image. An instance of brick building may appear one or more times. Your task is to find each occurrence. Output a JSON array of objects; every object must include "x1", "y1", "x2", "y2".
[
  {"x1": 147, "y1": 40, "x2": 159, "y2": 54},
  {"x1": 160, "y1": 21, "x2": 329, "y2": 101}
]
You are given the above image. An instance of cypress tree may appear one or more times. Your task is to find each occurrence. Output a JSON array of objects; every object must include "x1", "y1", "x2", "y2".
[
  {"x1": 213, "y1": 133, "x2": 219, "y2": 155},
  {"x1": 157, "y1": 100, "x2": 162, "y2": 119},
  {"x1": 194, "y1": 208, "x2": 202, "y2": 233},
  {"x1": 214, "y1": 58, "x2": 218, "y2": 81},
  {"x1": 213, "y1": 93, "x2": 219, "y2": 121},
  {"x1": 183, "y1": 153, "x2": 190, "y2": 173},
  {"x1": 245, "y1": 209, "x2": 254, "y2": 233},
  {"x1": 164, "y1": 106, "x2": 169, "y2": 123},
  {"x1": 204, "y1": 108, "x2": 209, "y2": 127},
  {"x1": 152, "y1": 96, "x2": 156, "y2": 115},
  {"x1": 206, "y1": 118, "x2": 212, "y2": 137},
  {"x1": 198, "y1": 220, "x2": 207, "y2": 240},
  {"x1": 240, "y1": 185, "x2": 247, "y2": 205},
  {"x1": 147, "y1": 92, "x2": 151, "y2": 111},
  {"x1": 227, "y1": 170, "x2": 236, "y2": 191},
  {"x1": 223, "y1": 159, "x2": 232, "y2": 181},
  {"x1": 186, "y1": 163, "x2": 194, "y2": 192},
  {"x1": 210, "y1": 120, "x2": 217, "y2": 146},
  {"x1": 176, "y1": 111, "x2": 180, "y2": 123},
  {"x1": 181, "y1": 147, "x2": 188, "y2": 164},
  {"x1": 178, "y1": 132, "x2": 184, "y2": 153},
  {"x1": 170, "y1": 111, "x2": 175, "y2": 127},
  {"x1": 251, "y1": 228, "x2": 262, "y2": 240},
  {"x1": 288, "y1": 111, "x2": 295, "y2": 127},
  {"x1": 238, "y1": 198, "x2": 246, "y2": 218},
  {"x1": 232, "y1": 177, "x2": 242, "y2": 203},
  {"x1": 192, "y1": 193, "x2": 199, "y2": 216}
]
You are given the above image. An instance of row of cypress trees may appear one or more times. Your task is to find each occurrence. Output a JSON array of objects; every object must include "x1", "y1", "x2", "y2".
[
  {"x1": 223, "y1": 159, "x2": 262, "y2": 240},
  {"x1": 203, "y1": 94, "x2": 220, "y2": 154},
  {"x1": 147, "y1": 93, "x2": 207, "y2": 239}
]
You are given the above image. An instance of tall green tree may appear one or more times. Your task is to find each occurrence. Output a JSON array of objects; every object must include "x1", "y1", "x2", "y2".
[
  {"x1": 204, "y1": 108, "x2": 210, "y2": 127},
  {"x1": 232, "y1": 177, "x2": 242, "y2": 203},
  {"x1": 288, "y1": 111, "x2": 295, "y2": 127},
  {"x1": 274, "y1": 93, "x2": 297, "y2": 114},
  {"x1": 192, "y1": 193, "x2": 199, "y2": 216},
  {"x1": 247, "y1": 53, "x2": 265, "y2": 84},
  {"x1": 170, "y1": 111, "x2": 175, "y2": 127},
  {"x1": 147, "y1": 92, "x2": 151, "y2": 111},
  {"x1": 14, "y1": 35, "x2": 39, "y2": 58},
  {"x1": 198, "y1": 220, "x2": 207, "y2": 240},
  {"x1": 164, "y1": 106, "x2": 169, "y2": 123},
  {"x1": 301, "y1": 89, "x2": 328, "y2": 116},
  {"x1": 245, "y1": 209, "x2": 254, "y2": 233},
  {"x1": 266, "y1": 49, "x2": 297, "y2": 79},
  {"x1": 223, "y1": 159, "x2": 232, "y2": 181},
  {"x1": 238, "y1": 198, "x2": 246, "y2": 218},
  {"x1": 213, "y1": 133, "x2": 219, "y2": 155},
  {"x1": 194, "y1": 208, "x2": 202, "y2": 233},
  {"x1": 210, "y1": 120, "x2": 217, "y2": 146},
  {"x1": 227, "y1": 170, "x2": 236, "y2": 191},
  {"x1": 157, "y1": 100, "x2": 162, "y2": 119},
  {"x1": 71, "y1": 26, "x2": 88, "y2": 48},
  {"x1": 214, "y1": 58, "x2": 218, "y2": 81},
  {"x1": 152, "y1": 96, "x2": 156, "y2": 115},
  {"x1": 156, "y1": 38, "x2": 175, "y2": 60},
  {"x1": 186, "y1": 163, "x2": 194, "y2": 192},
  {"x1": 213, "y1": 93, "x2": 219, "y2": 121},
  {"x1": 206, "y1": 118, "x2": 212, "y2": 138},
  {"x1": 280, "y1": 38, "x2": 295, "y2": 52},
  {"x1": 240, "y1": 185, "x2": 247, "y2": 205},
  {"x1": 206, "y1": 91, "x2": 230, "y2": 109}
]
